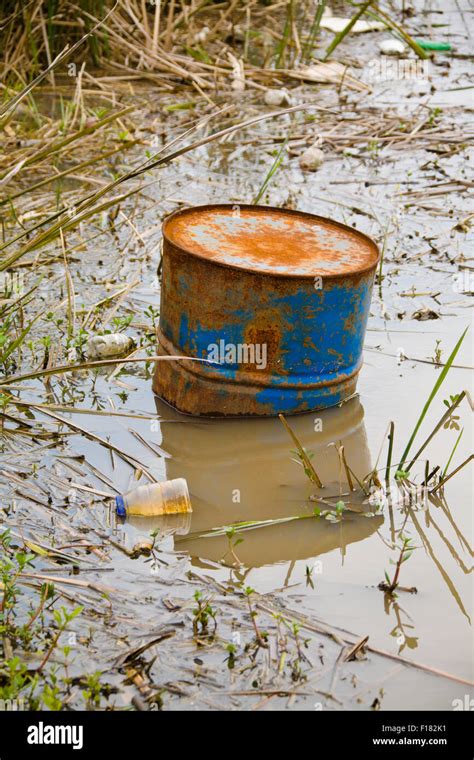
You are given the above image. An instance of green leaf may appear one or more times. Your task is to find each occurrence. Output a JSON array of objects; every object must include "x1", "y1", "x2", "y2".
[{"x1": 399, "y1": 327, "x2": 468, "y2": 471}]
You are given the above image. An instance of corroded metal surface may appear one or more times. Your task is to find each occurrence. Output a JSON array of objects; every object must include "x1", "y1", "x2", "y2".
[
  {"x1": 164, "y1": 205, "x2": 379, "y2": 277},
  {"x1": 153, "y1": 204, "x2": 379, "y2": 417}
]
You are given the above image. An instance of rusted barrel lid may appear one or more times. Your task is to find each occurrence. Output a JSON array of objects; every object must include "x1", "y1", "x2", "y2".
[{"x1": 163, "y1": 204, "x2": 379, "y2": 277}]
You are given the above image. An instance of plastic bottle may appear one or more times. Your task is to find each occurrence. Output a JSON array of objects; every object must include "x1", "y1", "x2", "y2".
[
  {"x1": 128, "y1": 512, "x2": 192, "y2": 536},
  {"x1": 86, "y1": 333, "x2": 134, "y2": 359},
  {"x1": 414, "y1": 39, "x2": 451, "y2": 52},
  {"x1": 115, "y1": 478, "x2": 192, "y2": 518}
]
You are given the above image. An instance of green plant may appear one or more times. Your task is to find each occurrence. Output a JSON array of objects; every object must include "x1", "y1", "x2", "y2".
[
  {"x1": 144, "y1": 304, "x2": 159, "y2": 328},
  {"x1": 41, "y1": 669, "x2": 64, "y2": 711},
  {"x1": 313, "y1": 500, "x2": 347, "y2": 523},
  {"x1": 379, "y1": 535, "x2": 416, "y2": 595},
  {"x1": 443, "y1": 394, "x2": 461, "y2": 430},
  {"x1": 325, "y1": 0, "x2": 375, "y2": 60},
  {"x1": 222, "y1": 526, "x2": 244, "y2": 567},
  {"x1": 192, "y1": 590, "x2": 217, "y2": 640},
  {"x1": 279, "y1": 414, "x2": 323, "y2": 487},
  {"x1": 303, "y1": 0, "x2": 326, "y2": 61},
  {"x1": 0, "y1": 657, "x2": 38, "y2": 708},
  {"x1": 428, "y1": 107, "x2": 443, "y2": 126},
  {"x1": 82, "y1": 671, "x2": 104, "y2": 709},
  {"x1": 111, "y1": 315, "x2": 133, "y2": 332},
  {"x1": 244, "y1": 587, "x2": 268, "y2": 649},
  {"x1": 398, "y1": 328, "x2": 468, "y2": 472},
  {"x1": 225, "y1": 643, "x2": 237, "y2": 670},
  {"x1": 274, "y1": 0, "x2": 296, "y2": 68},
  {"x1": 286, "y1": 620, "x2": 308, "y2": 682},
  {"x1": 253, "y1": 138, "x2": 288, "y2": 205},
  {"x1": 442, "y1": 428, "x2": 464, "y2": 479},
  {"x1": 37, "y1": 605, "x2": 83, "y2": 673},
  {"x1": 0, "y1": 530, "x2": 86, "y2": 709},
  {"x1": 0, "y1": 530, "x2": 36, "y2": 641}
]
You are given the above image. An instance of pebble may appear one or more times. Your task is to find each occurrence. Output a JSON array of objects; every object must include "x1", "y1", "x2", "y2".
[
  {"x1": 264, "y1": 89, "x2": 292, "y2": 107},
  {"x1": 299, "y1": 145, "x2": 325, "y2": 171},
  {"x1": 379, "y1": 39, "x2": 406, "y2": 56}
]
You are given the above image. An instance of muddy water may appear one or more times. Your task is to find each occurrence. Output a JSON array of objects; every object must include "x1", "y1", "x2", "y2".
[
  {"x1": 60, "y1": 103, "x2": 472, "y2": 687},
  {"x1": 155, "y1": 396, "x2": 379, "y2": 561},
  {"x1": 2, "y1": 0, "x2": 472, "y2": 708},
  {"x1": 81, "y1": 324, "x2": 471, "y2": 684}
]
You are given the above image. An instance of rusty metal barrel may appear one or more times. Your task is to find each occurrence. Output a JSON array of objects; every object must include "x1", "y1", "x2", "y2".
[{"x1": 153, "y1": 204, "x2": 379, "y2": 417}]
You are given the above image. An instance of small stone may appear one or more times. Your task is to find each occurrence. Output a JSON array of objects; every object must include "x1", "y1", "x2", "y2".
[
  {"x1": 379, "y1": 39, "x2": 405, "y2": 56},
  {"x1": 264, "y1": 89, "x2": 292, "y2": 107},
  {"x1": 193, "y1": 26, "x2": 210, "y2": 44},
  {"x1": 299, "y1": 145, "x2": 325, "y2": 171}
]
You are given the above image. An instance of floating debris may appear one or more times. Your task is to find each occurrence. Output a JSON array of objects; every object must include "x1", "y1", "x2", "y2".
[
  {"x1": 415, "y1": 39, "x2": 452, "y2": 51},
  {"x1": 379, "y1": 39, "x2": 406, "y2": 55},
  {"x1": 193, "y1": 26, "x2": 210, "y2": 44},
  {"x1": 412, "y1": 307, "x2": 440, "y2": 321},
  {"x1": 320, "y1": 16, "x2": 384, "y2": 34},
  {"x1": 85, "y1": 333, "x2": 135, "y2": 359},
  {"x1": 130, "y1": 540, "x2": 153, "y2": 558},
  {"x1": 115, "y1": 478, "x2": 192, "y2": 518},
  {"x1": 295, "y1": 62, "x2": 368, "y2": 91}
]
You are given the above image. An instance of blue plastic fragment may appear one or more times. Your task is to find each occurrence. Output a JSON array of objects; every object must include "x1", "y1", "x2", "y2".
[{"x1": 115, "y1": 495, "x2": 126, "y2": 517}]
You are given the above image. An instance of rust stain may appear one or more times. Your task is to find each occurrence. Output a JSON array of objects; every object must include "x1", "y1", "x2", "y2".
[
  {"x1": 164, "y1": 204, "x2": 379, "y2": 277},
  {"x1": 154, "y1": 204, "x2": 378, "y2": 416}
]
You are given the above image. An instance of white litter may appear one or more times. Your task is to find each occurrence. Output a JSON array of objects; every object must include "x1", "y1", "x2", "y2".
[
  {"x1": 379, "y1": 39, "x2": 406, "y2": 55},
  {"x1": 85, "y1": 333, "x2": 135, "y2": 359},
  {"x1": 294, "y1": 61, "x2": 368, "y2": 92},
  {"x1": 320, "y1": 17, "x2": 384, "y2": 34}
]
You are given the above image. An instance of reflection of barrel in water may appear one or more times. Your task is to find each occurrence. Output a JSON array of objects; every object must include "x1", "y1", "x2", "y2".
[{"x1": 154, "y1": 396, "x2": 383, "y2": 566}]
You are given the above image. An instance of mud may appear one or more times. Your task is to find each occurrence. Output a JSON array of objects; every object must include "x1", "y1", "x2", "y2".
[{"x1": 0, "y1": 0, "x2": 472, "y2": 710}]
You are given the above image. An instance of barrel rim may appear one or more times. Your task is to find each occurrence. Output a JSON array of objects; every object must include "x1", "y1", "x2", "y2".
[{"x1": 162, "y1": 203, "x2": 380, "y2": 280}]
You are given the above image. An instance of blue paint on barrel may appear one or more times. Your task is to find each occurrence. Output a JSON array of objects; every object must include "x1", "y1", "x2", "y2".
[{"x1": 153, "y1": 205, "x2": 379, "y2": 417}]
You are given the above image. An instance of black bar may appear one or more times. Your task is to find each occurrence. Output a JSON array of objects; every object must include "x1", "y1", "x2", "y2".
[{"x1": 1, "y1": 709, "x2": 472, "y2": 757}]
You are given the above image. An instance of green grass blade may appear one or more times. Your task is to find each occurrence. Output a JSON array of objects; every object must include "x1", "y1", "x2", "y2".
[
  {"x1": 442, "y1": 428, "x2": 464, "y2": 479},
  {"x1": 399, "y1": 327, "x2": 469, "y2": 471},
  {"x1": 253, "y1": 138, "x2": 288, "y2": 205},
  {"x1": 0, "y1": 104, "x2": 309, "y2": 271},
  {"x1": 324, "y1": 0, "x2": 374, "y2": 60},
  {"x1": 303, "y1": 0, "x2": 326, "y2": 62},
  {"x1": 370, "y1": 5, "x2": 429, "y2": 60}
]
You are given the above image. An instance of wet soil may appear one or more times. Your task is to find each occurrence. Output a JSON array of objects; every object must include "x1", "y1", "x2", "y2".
[{"x1": 0, "y1": 0, "x2": 472, "y2": 710}]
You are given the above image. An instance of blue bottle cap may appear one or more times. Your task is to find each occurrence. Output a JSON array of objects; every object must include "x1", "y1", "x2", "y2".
[{"x1": 115, "y1": 495, "x2": 126, "y2": 517}]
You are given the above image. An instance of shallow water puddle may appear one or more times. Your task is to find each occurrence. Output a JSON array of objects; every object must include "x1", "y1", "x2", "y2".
[
  {"x1": 1, "y1": 2, "x2": 472, "y2": 707},
  {"x1": 61, "y1": 329, "x2": 472, "y2": 685}
]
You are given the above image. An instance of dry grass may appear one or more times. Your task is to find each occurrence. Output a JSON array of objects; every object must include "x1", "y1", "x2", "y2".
[{"x1": 1, "y1": 1, "x2": 321, "y2": 88}]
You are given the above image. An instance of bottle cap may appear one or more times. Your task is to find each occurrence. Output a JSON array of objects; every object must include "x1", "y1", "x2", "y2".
[{"x1": 115, "y1": 495, "x2": 126, "y2": 517}]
